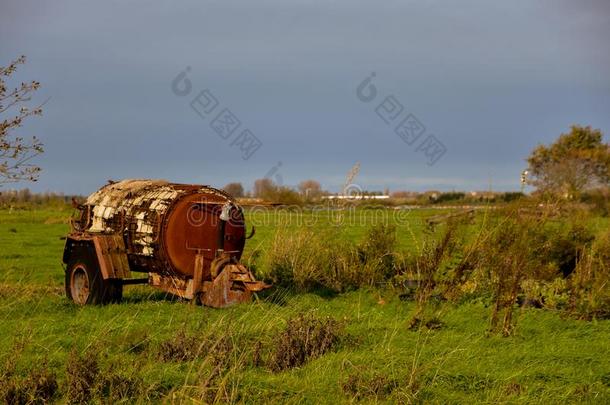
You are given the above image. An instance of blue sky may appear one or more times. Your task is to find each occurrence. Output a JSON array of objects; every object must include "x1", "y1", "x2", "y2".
[{"x1": 1, "y1": 0, "x2": 609, "y2": 194}]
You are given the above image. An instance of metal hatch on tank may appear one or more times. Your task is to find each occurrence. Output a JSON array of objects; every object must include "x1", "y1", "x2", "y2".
[{"x1": 62, "y1": 179, "x2": 270, "y2": 308}]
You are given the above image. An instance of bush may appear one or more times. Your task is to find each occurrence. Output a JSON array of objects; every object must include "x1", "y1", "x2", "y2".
[{"x1": 541, "y1": 223, "x2": 595, "y2": 277}]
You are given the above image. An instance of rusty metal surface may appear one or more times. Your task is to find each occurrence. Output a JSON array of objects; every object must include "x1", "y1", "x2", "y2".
[
  {"x1": 200, "y1": 263, "x2": 269, "y2": 308},
  {"x1": 162, "y1": 193, "x2": 241, "y2": 278},
  {"x1": 92, "y1": 235, "x2": 131, "y2": 279},
  {"x1": 148, "y1": 254, "x2": 270, "y2": 308},
  {"x1": 72, "y1": 179, "x2": 240, "y2": 277},
  {"x1": 66, "y1": 179, "x2": 270, "y2": 307},
  {"x1": 64, "y1": 234, "x2": 131, "y2": 280},
  {"x1": 200, "y1": 266, "x2": 252, "y2": 308},
  {"x1": 149, "y1": 272, "x2": 193, "y2": 299}
]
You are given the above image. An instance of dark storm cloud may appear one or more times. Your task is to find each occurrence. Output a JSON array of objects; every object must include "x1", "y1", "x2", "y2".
[{"x1": 1, "y1": 0, "x2": 608, "y2": 194}]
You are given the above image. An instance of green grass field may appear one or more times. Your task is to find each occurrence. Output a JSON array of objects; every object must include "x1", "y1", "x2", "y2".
[{"x1": 1, "y1": 205, "x2": 609, "y2": 403}]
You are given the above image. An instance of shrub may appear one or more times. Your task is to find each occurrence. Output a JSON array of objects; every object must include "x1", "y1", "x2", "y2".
[
  {"x1": 500, "y1": 192, "x2": 525, "y2": 203},
  {"x1": 541, "y1": 223, "x2": 595, "y2": 277}
]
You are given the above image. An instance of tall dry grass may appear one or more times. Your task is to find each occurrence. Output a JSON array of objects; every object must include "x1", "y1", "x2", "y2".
[{"x1": 265, "y1": 224, "x2": 398, "y2": 293}]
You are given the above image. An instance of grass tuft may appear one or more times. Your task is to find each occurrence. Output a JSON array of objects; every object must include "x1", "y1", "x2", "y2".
[{"x1": 269, "y1": 313, "x2": 343, "y2": 372}]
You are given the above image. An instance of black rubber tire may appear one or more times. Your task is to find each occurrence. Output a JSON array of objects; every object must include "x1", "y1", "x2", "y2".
[{"x1": 65, "y1": 245, "x2": 122, "y2": 305}]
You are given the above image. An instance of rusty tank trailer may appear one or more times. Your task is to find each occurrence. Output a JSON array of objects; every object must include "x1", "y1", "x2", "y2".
[{"x1": 63, "y1": 179, "x2": 269, "y2": 308}]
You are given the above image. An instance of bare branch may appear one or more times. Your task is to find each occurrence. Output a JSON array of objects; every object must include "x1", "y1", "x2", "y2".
[{"x1": 0, "y1": 56, "x2": 45, "y2": 186}]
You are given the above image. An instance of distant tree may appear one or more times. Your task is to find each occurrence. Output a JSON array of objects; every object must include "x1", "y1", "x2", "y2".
[
  {"x1": 526, "y1": 126, "x2": 610, "y2": 199},
  {"x1": 273, "y1": 186, "x2": 303, "y2": 205},
  {"x1": 434, "y1": 192, "x2": 466, "y2": 204},
  {"x1": 390, "y1": 190, "x2": 418, "y2": 199},
  {"x1": 253, "y1": 178, "x2": 277, "y2": 199},
  {"x1": 223, "y1": 182, "x2": 244, "y2": 198},
  {"x1": 298, "y1": 179, "x2": 321, "y2": 199},
  {"x1": 0, "y1": 56, "x2": 44, "y2": 186}
]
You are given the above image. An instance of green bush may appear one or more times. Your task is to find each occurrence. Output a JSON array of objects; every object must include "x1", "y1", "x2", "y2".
[{"x1": 541, "y1": 223, "x2": 595, "y2": 277}]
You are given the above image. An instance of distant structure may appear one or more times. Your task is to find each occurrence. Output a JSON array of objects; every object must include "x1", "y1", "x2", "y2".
[{"x1": 323, "y1": 194, "x2": 390, "y2": 200}]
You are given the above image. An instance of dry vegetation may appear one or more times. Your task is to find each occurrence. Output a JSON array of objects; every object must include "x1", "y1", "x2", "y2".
[{"x1": 261, "y1": 200, "x2": 610, "y2": 334}]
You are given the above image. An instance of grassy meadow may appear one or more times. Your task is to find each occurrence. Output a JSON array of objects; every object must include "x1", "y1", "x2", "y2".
[{"x1": 0, "y1": 204, "x2": 609, "y2": 403}]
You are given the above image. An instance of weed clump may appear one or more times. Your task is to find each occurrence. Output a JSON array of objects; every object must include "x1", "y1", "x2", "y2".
[
  {"x1": 65, "y1": 348, "x2": 146, "y2": 403},
  {"x1": 66, "y1": 349, "x2": 99, "y2": 404},
  {"x1": 399, "y1": 219, "x2": 463, "y2": 329},
  {"x1": 0, "y1": 363, "x2": 58, "y2": 405},
  {"x1": 568, "y1": 228, "x2": 610, "y2": 319},
  {"x1": 158, "y1": 330, "x2": 201, "y2": 362},
  {"x1": 97, "y1": 363, "x2": 144, "y2": 403},
  {"x1": 157, "y1": 330, "x2": 237, "y2": 365},
  {"x1": 342, "y1": 372, "x2": 398, "y2": 400},
  {"x1": 270, "y1": 314, "x2": 342, "y2": 371},
  {"x1": 357, "y1": 223, "x2": 397, "y2": 279}
]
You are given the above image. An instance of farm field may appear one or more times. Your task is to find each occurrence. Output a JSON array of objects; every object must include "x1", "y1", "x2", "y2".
[{"x1": 1, "y1": 205, "x2": 609, "y2": 404}]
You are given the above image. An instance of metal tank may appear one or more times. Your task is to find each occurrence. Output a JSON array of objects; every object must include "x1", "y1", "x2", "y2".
[{"x1": 63, "y1": 179, "x2": 268, "y2": 307}]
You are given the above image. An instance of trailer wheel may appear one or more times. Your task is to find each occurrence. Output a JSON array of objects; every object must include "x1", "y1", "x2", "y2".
[{"x1": 65, "y1": 248, "x2": 122, "y2": 305}]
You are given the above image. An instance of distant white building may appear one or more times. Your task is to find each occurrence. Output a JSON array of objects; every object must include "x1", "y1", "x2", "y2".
[{"x1": 322, "y1": 195, "x2": 390, "y2": 200}]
